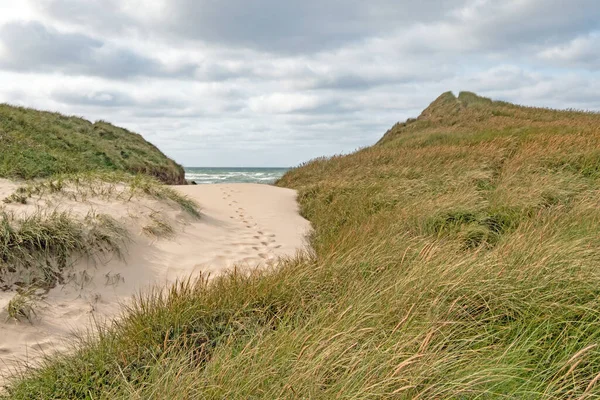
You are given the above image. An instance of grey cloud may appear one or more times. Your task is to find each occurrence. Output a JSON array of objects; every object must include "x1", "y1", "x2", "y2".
[
  {"x1": 313, "y1": 75, "x2": 379, "y2": 91},
  {"x1": 308, "y1": 65, "x2": 455, "y2": 91},
  {"x1": 363, "y1": 1, "x2": 600, "y2": 59},
  {"x1": 464, "y1": 66, "x2": 540, "y2": 92},
  {"x1": 34, "y1": 0, "x2": 600, "y2": 66},
  {"x1": 0, "y1": 21, "x2": 194, "y2": 79},
  {"x1": 288, "y1": 100, "x2": 361, "y2": 116},
  {"x1": 42, "y1": 0, "x2": 463, "y2": 53},
  {"x1": 39, "y1": 0, "x2": 133, "y2": 34},
  {"x1": 538, "y1": 34, "x2": 600, "y2": 70},
  {"x1": 473, "y1": 0, "x2": 600, "y2": 48},
  {"x1": 53, "y1": 90, "x2": 136, "y2": 107},
  {"x1": 474, "y1": 1, "x2": 600, "y2": 53},
  {"x1": 51, "y1": 88, "x2": 190, "y2": 116},
  {"x1": 0, "y1": 21, "x2": 101, "y2": 67}
]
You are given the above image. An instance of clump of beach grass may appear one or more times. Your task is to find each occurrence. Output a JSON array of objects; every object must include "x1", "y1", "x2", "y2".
[
  {"x1": 141, "y1": 211, "x2": 175, "y2": 239},
  {"x1": 6, "y1": 288, "x2": 38, "y2": 323},
  {"x1": 6, "y1": 92, "x2": 600, "y2": 398},
  {"x1": 0, "y1": 210, "x2": 129, "y2": 289},
  {"x1": 128, "y1": 174, "x2": 201, "y2": 218}
]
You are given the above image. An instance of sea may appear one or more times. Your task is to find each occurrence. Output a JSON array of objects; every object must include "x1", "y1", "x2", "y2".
[{"x1": 184, "y1": 167, "x2": 289, "y2": 185}]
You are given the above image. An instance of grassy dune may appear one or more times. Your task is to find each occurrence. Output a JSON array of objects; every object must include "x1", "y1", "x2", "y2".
[
  {"x1": 0, "y1": 104, "x2": 185, "y2": 184},
  {"x1": 6, "y1": 92, "x2": 600, "y2": 398}
]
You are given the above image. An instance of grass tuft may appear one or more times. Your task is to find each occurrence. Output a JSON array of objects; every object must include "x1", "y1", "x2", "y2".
[
  {"x1": 141, "y1": 212, "x2": 175, "y2": 239},
  {"x1": 128, "y1": 174, "x2": 201, "y2": 218},
  {"x1": 6, "y1": 288, "x2": 38, "y2": 322},
  {"x1": 0, "y1": 210, "x2": 129, "y2": 289}
]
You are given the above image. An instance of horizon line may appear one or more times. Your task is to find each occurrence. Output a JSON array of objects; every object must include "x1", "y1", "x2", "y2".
[{"x1": 183, "y1": 166, "x2": 292, "y2": 169}]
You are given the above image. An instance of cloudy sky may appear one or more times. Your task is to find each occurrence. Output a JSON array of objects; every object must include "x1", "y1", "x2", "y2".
[{"x1": 0, "y1": 1, "x2": 599, "y2": 167}]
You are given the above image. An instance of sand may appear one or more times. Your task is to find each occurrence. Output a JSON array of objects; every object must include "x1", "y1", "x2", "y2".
[{"x1": 0, "y1": 182, "x2": 311, "y2": 382}]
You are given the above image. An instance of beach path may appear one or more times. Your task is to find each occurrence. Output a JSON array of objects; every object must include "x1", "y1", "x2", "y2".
[{"x1": 0, "y1": 183, "x2": 311, "y2": 383}]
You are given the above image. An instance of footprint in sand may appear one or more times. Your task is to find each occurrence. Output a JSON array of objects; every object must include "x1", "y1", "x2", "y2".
[{"x1": 257, "y1": 231, "x2": 276, "y2": 239}]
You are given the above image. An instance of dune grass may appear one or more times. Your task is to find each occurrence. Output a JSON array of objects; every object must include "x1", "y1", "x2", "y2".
[
  {"x1": 2, "y1": 172, "x2": 201, "y2": 219},
  {"x1": 0, "y1": 104, "x2": 185, "y2": 184},
  {"x1": 0, "y1": 210, "x2": 129, "y2": 290},
  {"x1": 127, "y1": 174, "x2": 201, "y2": 219},
  {"x1": 142, "y1": 212, "x2": 176, "y2": 239},
  {"x1": 5, "y1": 92, "x2": 600, "y2": 398},
  {"x1": 6, "y1": 288, "x2": 38, "y2": 322}
]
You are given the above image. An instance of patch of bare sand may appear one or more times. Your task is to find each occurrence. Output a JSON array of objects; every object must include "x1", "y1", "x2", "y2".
[{"x1": 0, "y1": 182, "x2": 311, "y2": 382}]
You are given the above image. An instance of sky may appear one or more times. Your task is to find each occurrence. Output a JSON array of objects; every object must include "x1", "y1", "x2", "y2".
[{"x1": 0, "y1": 1, "x2": 599, "y2": 167}]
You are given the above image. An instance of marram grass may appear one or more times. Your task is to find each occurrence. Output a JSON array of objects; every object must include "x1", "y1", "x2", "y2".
[
  {"x1": 0, "y1": 210, "x2": 129, "y2": 290},
  {"x1": 2, "y1": 171, "x2": 201, "y2": 219},
  {"x1": 5, "y1": 92, "x2": 600, "y2": 398}
]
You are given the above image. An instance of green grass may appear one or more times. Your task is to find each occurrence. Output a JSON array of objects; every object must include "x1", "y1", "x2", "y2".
[
  {"x1": 6, "y1": 92, "x2": 600, "y2": 398},
  {"x1": 0, "y1": 104, "x2": 185, "y2": 184}
]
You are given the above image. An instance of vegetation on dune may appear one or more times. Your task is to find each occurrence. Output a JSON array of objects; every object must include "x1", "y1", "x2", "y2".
[
  {"x1": 0, "y1": 210, "x2": 129, "y2": 290},
  {"x1": 0, "y1": 172, "x2": 199, "y2": 292},
  {"x1": 0, "y1": 104, "x2": 185, "y2": 184},
  {"x1": 6, "y1": 92, "x2": 600, "y2": 398},
  {"x1": 2, "y1": 172, "x2": 201, "y2": 219},
  {"x1": 142, "y1": 211, "x2": 176, "y2": 239},
  {"x1": 6, "y1": 288, "x2": 38, "y2": 322}
]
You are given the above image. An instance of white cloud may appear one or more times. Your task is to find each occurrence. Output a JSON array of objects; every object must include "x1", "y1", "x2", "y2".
[{"x1": 538, "y1": 33, "x2": 600, "y2": 69}]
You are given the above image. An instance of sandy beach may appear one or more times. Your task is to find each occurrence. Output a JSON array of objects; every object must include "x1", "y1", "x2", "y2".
[{"x1": 0, "y1": 182, "x2": 310, "y2": 381}]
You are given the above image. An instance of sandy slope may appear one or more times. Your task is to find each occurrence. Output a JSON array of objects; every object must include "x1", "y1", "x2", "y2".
[{"x1": 0, "y1": 182, "x2": 310, "y2": 382}]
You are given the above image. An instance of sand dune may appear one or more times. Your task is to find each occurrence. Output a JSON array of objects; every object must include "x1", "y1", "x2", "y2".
[{"x1": 0, "y1": 182, "x2": 310, "y2": 381}]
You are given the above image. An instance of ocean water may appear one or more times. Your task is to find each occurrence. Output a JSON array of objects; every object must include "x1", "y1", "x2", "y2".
[{"x1": 184, "y1": 167, "x2": 289, "y2": 185}]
